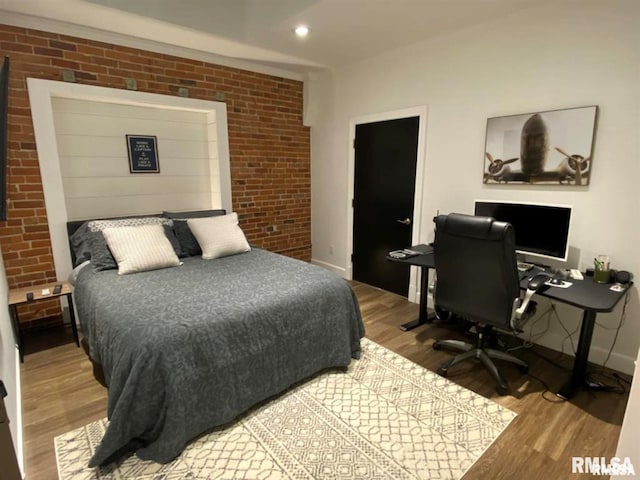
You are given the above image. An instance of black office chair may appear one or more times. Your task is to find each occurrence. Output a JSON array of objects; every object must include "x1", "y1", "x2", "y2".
[{"x1": 431, "y1": 213, "x2": 542, "y2": 394}]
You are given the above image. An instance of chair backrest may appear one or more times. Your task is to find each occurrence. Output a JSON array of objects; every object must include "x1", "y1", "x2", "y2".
[{"x1": 433, "y1": 213, "x2": 520, "y2": 329}]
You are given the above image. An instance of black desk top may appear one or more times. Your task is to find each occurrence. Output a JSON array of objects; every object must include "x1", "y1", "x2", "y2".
[
  {"x1": 387, "y1": 245, "x2": 629, "y2": 313},
  {"x1": 386, "y1": 244, "x2": 435, "y2": 268},
  {"x1": 520, "y1": 269, "x2": 631, "y2": 313}
]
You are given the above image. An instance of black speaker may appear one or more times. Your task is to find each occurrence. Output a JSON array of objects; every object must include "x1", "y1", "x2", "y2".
[{"x1": 615, "y1": 270, "x2": 633, "y2": 285}]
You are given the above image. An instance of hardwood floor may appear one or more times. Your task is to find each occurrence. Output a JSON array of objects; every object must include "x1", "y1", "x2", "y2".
[{"x1": 20, "y1": 281, "x2": 630, "y2": 479}]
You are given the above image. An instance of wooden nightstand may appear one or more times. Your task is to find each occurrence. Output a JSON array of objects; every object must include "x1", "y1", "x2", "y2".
[{"x1": 8, "y1": 281, "x2": 79, "y2": 362}]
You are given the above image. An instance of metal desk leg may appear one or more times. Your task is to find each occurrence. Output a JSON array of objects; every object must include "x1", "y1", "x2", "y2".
[
  {"x1": 400, "y1": 266, "x2": 435, "y2": 331},
  {"x1": 8, "y1": 305, "x2": 23, "y2": 363},
  {"x1": 66, "y1": 293, "x2": 80, "y2": 347},
  {"x1": 557, "y1": 309, "x2": 596, "y2": 400}
]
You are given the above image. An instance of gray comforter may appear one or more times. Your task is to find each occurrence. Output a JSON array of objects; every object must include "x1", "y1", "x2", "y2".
[{"x1": 74, "y1": 248, "x2": 364, "y2": 466}]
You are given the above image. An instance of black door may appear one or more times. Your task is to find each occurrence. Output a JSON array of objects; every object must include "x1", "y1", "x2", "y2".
[{"x1": 352, "y1": 116, "x2": 419, "y2": 296}]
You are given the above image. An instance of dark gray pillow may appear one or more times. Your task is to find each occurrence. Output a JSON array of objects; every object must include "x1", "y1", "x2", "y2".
[
  {"x1": 69, "y1": 222, "x2": 92, "y2": 267},
  {"x1": 163, "y1": 209, "x2": 226, "y2": 256},
  {"x1": 164, "y1": 225, "x2": 185, "y2": 258},
  {"x1": 88, "y1": 231, "x2": 117, "y2": 271},
  {"x1": 173, "y1": 220, "x2": 201, "y2": 257}
]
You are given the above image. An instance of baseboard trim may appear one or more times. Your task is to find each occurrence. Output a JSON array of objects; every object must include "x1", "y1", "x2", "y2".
[{"x1": 311, "y1": 258, "x2": 347, "y2": 278}]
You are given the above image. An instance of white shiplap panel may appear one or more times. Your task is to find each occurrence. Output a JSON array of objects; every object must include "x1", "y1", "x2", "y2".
[
  {"x1": 59, "y1": 155, "x2": 210, "y2": 178},
  {"x1": 52, "y1": 97, "x2": 208, "y2": 124},
  {"x1": 55, "y1": 135, "x2": 210, "y2": 160},
  {"x1": 66, "y1": 193, "x2": 219, "y2": 220},
  {"x1": 56, "y1": 135, "x2": 125, "y2": 158},
  {"x1": 53, "y1": 96, "x2": 220, "y2": 221},
  {"x1": 53, "y1": 111, "x2": 209, "y2": 141},
  {"x1": 62, "y1": 176, "x2": 212, "y2": 198},
  {"x1": 158, "y1": 139, "x2": 210, "y2": 160}
]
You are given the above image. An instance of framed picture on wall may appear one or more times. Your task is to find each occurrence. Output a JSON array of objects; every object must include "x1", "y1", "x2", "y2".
[
  {"x1": 126, "y1": 134, "x2": 160, "y2": 173},
  {"x1": 483, "y1": 105, "x2": 598, "y2": 186}
]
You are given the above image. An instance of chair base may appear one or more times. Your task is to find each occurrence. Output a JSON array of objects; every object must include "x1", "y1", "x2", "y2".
[{"x1": 433, "y1": 338, "x2": 528, "y2": 395}]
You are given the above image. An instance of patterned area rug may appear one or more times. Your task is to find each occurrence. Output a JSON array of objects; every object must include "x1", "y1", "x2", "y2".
[{"x1": 55, "y1": 338, "x2": 516, "y2": 479}]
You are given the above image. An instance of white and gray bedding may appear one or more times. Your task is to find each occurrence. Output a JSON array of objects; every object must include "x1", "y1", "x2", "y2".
[{"x1": 74, "y1": 247, "x2": 365, "y2": 467}]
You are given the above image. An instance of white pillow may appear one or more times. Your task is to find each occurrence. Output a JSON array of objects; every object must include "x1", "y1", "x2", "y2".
[
  {"x1": 102, "y1": 224, "x2": 180, "y2": 275},
  {"x1": 187, "y1": 213, "x2": 251, "y2": 260}
]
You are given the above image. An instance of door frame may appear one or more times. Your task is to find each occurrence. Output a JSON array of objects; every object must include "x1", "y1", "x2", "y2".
[{"x1": 346, "y1": 105, "x2": 428, "y2": 302}]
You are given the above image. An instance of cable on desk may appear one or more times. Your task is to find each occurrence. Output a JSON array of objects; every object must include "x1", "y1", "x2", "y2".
[
  {"x1": 522, "y1": 304, "x2": 553, "y2": 347},
  {"x1": 596, "y1": 291, "x2": 630, "y2": 371},
  {"x1": 500, "y1": 293, "x2": 630, "y2": 400},
  {"x1": 505, "y1": 301, "x2": 553, "y2": 352},
  {"x1": 613, "y1": 372, "x2": 632, "y2": 385},
  {"x1": 584, "y1": 371, "x2": 627, "y2": 395},
  {"x1": 575, "y1": 291, "x2": 632, "y2": 395},
  {"x1": 499, "y1": 317, "x2": 572, "y2": 373},
  {"x1": 497, "y1": 330, "x2": 572, "y2": 402},
  {"x1": 525, "y1": 372, "x2": 567, "y2": 403},
  {"x1": 549, "y1": 303, "x2": 579, "y2": 357}
]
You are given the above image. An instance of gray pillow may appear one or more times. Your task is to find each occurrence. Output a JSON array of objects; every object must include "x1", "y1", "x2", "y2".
[
  {"x1": 69, "y1": 222, "x2": 92, "y2": 267},
  {"x1": 173, "y1": 220, "x2": 201, "y2": 257},
  {"x1": 88, "y1": 231, "x2": 117, "y2": 271},
  {"x1": 164, "y1": 225, "x2": 185, "y2": 258}
]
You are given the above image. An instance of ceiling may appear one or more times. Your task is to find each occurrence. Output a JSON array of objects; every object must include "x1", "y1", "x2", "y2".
[{"x1": 2, "y1": 0, "x2": 556, "y2": 74}]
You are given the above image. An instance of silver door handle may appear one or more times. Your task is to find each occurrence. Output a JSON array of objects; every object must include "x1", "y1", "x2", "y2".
[{"x1": 396, "y1": 218, "x2": 411, "y2": 226}]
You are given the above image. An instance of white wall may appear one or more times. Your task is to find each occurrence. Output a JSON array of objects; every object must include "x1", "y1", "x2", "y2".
[
  {"x1": 310, "y1": 2, "x2": 640, "y2": 373},
  {"x1": 52, "y1": 97, "x2": 221, "y2": 220},
  {"x1": 0, "y1": 247, "x2": 23, "y2": 475}
]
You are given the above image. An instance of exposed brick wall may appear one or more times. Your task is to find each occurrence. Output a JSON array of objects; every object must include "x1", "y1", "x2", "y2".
[{"x1": 0, "y1": 23, "x2": 311, "y2": 327}]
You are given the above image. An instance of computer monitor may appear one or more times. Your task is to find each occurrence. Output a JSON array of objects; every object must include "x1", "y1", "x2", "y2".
[{"x1": 474, "y1": 200, "x2": 572, "y2": 262}]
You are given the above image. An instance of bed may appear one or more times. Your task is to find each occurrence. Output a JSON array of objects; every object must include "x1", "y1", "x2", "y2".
[{"x1": 67, "y1": 212, "x2": 364, "y2": 467}]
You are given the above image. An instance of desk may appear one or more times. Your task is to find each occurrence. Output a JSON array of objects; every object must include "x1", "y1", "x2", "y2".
[
  {"x1": 386, "y1": 245, "x2": 435, "y2": 331},
  {"x1": 388, "y1": 247, "x2": 631, "y2": 399},
  {"x1": 520, "y1": 268, "x2": 631, "y2": 399}
]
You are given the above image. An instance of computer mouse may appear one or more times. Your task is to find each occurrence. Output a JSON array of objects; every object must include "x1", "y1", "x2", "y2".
[
  {"x1": 528, "y1": 273, "x2": 552, "y2": 291},
  {"x1": 550, "y1": 273, "x2": 564, "y2": 285}
]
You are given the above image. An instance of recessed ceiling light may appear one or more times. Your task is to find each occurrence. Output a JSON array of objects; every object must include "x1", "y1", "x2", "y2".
[{"x1": 293, "y1": 25, "x2": 310, "y2": 38}]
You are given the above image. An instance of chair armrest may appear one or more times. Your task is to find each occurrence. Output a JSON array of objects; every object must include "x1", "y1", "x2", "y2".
[{"x1": 511, "y1": 274, "x2": 551, "y2": 330}]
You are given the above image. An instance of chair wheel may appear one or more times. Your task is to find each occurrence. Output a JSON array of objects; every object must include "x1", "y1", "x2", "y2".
[
  {"x1": 436, "y1": 367, "x2": 448, "y2": 377},
  {"x1": 496, "y1": 384, "x2": 509, "y2": 395},
  {"x1": 518, "y1": 365, "x2": 529, "y2": 374},
  {"x1": 433, "y1": 342, "x2": 442, "y2": 351}
]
